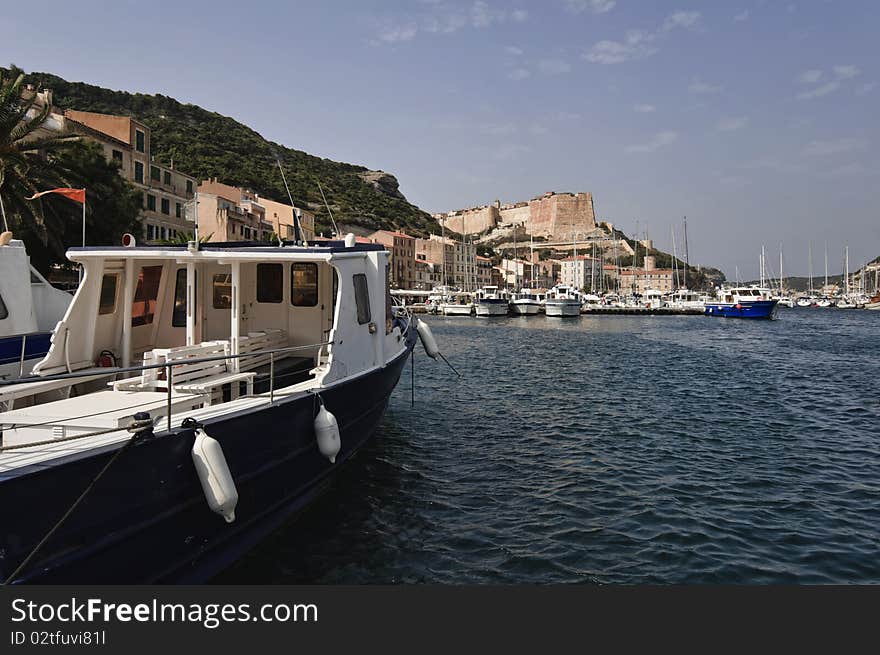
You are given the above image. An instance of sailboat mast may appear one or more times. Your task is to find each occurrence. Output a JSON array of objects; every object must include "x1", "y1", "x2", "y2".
[
  {"x1": 671, "y1": 225, "x2": 679, "y2": 290},
  {"x1": 824, "y1": 241, "x2": 828, "y2": 289},
  {"x1": 683, "y1": 216, "x2": 689, "y2": 289},
  {"x1": 779, "y1": 244, "x2": 784, "y2": 295},
  {"x1": 809, "y1": 242, "x2": 813, "y2": 293}
]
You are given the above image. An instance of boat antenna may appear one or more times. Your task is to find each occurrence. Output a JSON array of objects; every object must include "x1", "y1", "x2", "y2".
[
  {"x1": 276, "y1": 159, "x2": 303, "y2": 244},
  {"x1": 315, "y1": 178, "x2": 339, "y2": 237}
]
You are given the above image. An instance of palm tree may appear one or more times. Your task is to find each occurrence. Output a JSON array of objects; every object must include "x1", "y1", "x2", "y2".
[{"x1": 0, "y1": 66, "x2": 78, "y2": 242}]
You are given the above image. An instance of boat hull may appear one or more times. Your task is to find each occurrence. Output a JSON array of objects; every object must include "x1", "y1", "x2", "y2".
[
  {"x1": 475, "y1": 299, "x2": 509, "y2": 316},
  {"x1": 0, "y1": 332, "x2": 53, "y2": 381},
  {"x1": 442, "y1": 304, "x2": 473, "y2": 316},
  {"x1": 704, "y1": 299, "x2": 778, "y2": 319},
  {"x1": 544, "y1": 300, "x2": 581, "y2": 317},
  {"x1": 510, "y1": 301, "x2": 541, "y2": 315},
  {"x1": 0, "y1": 327, "x2": 417, "y2": 584}
]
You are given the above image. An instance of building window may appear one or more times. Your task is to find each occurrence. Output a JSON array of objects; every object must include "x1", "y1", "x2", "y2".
[
  {"x1": 160, "y1": 227, "x2": 166, "y2": 240},
  {"x1": 176, "y1": 202, "x2": 182, "y2": 218},
  {"x1": 112, "y1": 149, "x2": 123, "y2": 162},
  {"x1": 147, "y1": 194, "x2": 156, "y2": 211},
  {"x1": 186, "y1": 180, "x2": 193, "y2": 194},
  {"x1": 98, "y1": 274, "x2": 118, "y2": 315},
  {"x1": 212, "y1": 274, "x2": 232, "y2": 309},
  {"x1": 161, "y1": 198, "x2": 170, "y2": 215},
  {"x1": 134, "y1": 161, "x2": 144, "y2": 183},
  {"x1": 163, "y1": 171, "x2": 171, "y2": 185},
  {"x1": 150, "y1": 165, "x2": 160, "y2": 181},
  {"x1": 147, "y1": 224, "x2": 154, "y2": 241},
  {"x1": 291, "y1": 263, "x2": 318, "y2": 307},
  {"x1": 256, "y1": 263, "x2": 283, "y2": 303},
  {"x1": 244, "y1": 227, "x2": 251, "y2": 239},
  {"x1": 353, "y1": 274, "x2": 371, "y2": 325},
  {"x1": 135, "y1": 130, "x2": 145, "y2": 153},
  {"x1": 131, "y1": 265, "x2": 162, "y2": 327}
]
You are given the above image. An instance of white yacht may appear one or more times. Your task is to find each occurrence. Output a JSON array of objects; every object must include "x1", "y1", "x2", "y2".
[
  {"x1": 510, "y1": 289, "x2": 543, "y2": 315},
  {"x1": 666, "y1": 289, "x2": 706, "y2": 310},
  {"x1": 642, "y1": 288, "x2": 667, "y2": 309},
  {"x1": 0, "y1": 234, "x2": 73, "y2": 381},
  {"x1": 474, "y1": 286, "x2": 510, "y2": 316},
  {"x1": 545, "y1": 284, "x2": 582, "y2": 317},
  {"x1": 441, "y1": 292, "x2": 475, "y2": 316}
]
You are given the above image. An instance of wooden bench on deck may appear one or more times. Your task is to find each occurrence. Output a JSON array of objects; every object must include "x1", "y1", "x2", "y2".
[{"x1": 114, "y1": 341, "x2": 255, "y2": 405}]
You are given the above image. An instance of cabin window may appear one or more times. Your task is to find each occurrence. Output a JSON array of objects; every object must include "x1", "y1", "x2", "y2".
[
  {"x1": 0, "y1": 292, "x2": 7, "y2": 320},
  {"x1": 291, "y1": 263, "x2": 318, "y2": 307},
  {"x1": 353, "y1": 274, "x2": 371, "y2": 325},
  {"x1": 172, "y1": 268, "x2": 197, "y2": 327},
  {"x1": 98, "y1": 274, "x2": 118, "y2": 315},
  {"x1": 213, "y1": 274, "x2": 232, "y2": 309},
  {"x1": 257, "y1": 263, "x2": 283, "y2": 303},
  {"x1": 131, "y1": 265, "x2": 162, "y2": 327}
]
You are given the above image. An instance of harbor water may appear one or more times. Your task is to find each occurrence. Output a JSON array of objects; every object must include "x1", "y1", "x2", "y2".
[{"x1": 219, "y1": 308, "x2": 880, "y2": 584}]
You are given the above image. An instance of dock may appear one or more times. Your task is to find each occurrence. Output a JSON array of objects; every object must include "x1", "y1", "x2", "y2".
[{"x1": 581, "y1": 307, "x2": 704, "y2": 316}]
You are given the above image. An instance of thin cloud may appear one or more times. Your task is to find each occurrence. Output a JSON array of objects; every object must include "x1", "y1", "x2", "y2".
[
  {"x1": 733, "y1": 10, "x2": 750, "y2": 22},
  {"x1": 484, "y1": 122, "x2": 518, "y2": 136},
  {"x1": 634, "y1": 104, "x2": 656, "y2": 113},
  {"x1": 564, "y1": 0, "x2": 617, "y2": 14},
  {"x1": 797, "y1": 81, "x2": 840, "y2": 100},
  {"x1": 507, "y1": 68, "x2": 531, "y2": 81},
  {"x1": 625, "y1": 130, "x2": 679, "y2": 153},
  {"x1": 797, "y1": 69, "x2": 823, "y2": 84},
  {"x1": 538, "y1": 59, "x2": 572, "y2": 75},
  {"x1": 856, "y1": 82, "x2": 876, "y2": 96},
  {"x1": 717, "y1": 116, "x2": 749, "y2": 132},
  {"x1": 371, "y1": 22, "x2": 418, "y2": 45},
  {"x1": 512, "y1": 8, "x2": 528, "y2": 22},
  {"x1": 661, "y1": 11, "x2": 701, "y2": 32},
  {"x1": 584, "y1": 11, "x2": 700, "y2": 64},
  {"x1": 505, "y1": 45, "x2": 524, "y2": 56},
  {"x1": 689, "y1": 78, "x2": 723, "y2": 94},
  {"x1": 833, "y1": 65, "x2": 860, "y2": 80},
  {"x1": 493, "y1": 143, "x2": 531, "y2": 161},
  {"x1": 802, "y1": 138, "x2": 867, "y2": 156}
]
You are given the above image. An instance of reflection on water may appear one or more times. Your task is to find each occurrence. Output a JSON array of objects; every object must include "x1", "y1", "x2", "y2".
[{"x1": 219, "y1": 309, "x2": 880, "y2": 584}]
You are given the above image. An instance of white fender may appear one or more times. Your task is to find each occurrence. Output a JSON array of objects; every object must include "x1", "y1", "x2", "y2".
[
  {"x1": 191, "y1": 428, "x2": 238, "y2": 523},
  {"x1": 314, "y1": 404, "x2": 341, "y2": 463},
  {"x1": 416, "y1": 318, "x2": 440, "y2": 359}
]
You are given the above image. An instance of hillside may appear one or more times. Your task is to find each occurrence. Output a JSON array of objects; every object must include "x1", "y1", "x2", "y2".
[{"x1": 15, "y1": 68, "x2": 437, "y2": 236}]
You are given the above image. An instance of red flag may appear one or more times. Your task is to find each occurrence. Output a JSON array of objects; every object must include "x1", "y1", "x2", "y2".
[{"x1": 26, "y1": 188, "x2": 86, "y2": 204}]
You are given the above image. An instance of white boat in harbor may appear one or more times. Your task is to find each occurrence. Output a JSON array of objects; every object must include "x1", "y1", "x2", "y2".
[
  {"x1": 545, "y1": 284, "x2": 582, "y2": 317},
  {"x1": 666, "y1": 288, "x2": 706, "y2": 310},
  {"x1": 0, "y1": 234, "x2": 73, "y2": 381},
  {"x1": 510, "y1": 288, "x2": 543, "y2": 315},
  {"x1": 474, "y1": 286, "x2": 509, "y2": 316},
  {"x1": 441, "y1": 292, "x2": 475, "y2": 316},
  {"x1": 642, "y1": 288, "x2": 667, "y2": 309},
  {"x1": 0, "y1": 234, "x2": 421, "y2": 583}
]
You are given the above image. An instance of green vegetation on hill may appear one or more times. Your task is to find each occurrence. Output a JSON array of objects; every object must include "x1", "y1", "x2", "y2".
[{"x1": 14, "y1": 68, "x2": 437, "y2": 237}]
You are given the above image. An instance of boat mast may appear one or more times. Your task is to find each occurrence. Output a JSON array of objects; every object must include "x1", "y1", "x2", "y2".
[
  {"x1": 671, "y1": 225, "x2": 679, "y2": 290},
  {"x1": 824, "y1": 241, "x2": 828, "y2": 289},
  {"x1": 845, "y1": 244, "x2": 850, "y2": 296},
  {"x1": 440, "y1": 216, "x2": 446, "y2": 287},
  {"x1": 683, "y1": 216, "x2": 689, "y2": 289},
  {"x1": 808, "y1": 242, "x2": 813, "y2": 294},
  {"x1": 779, "y1": 243, "x2": 784, "y2": 296}
]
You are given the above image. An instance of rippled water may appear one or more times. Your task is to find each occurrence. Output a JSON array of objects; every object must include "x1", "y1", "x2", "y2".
[{"x1": 219, "y1": 308, "x2": 880, "y2": 584}]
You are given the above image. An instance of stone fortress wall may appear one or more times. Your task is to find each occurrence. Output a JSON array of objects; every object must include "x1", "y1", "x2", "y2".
[{"x1": 433, "y1": 192, "x2": 597, "y2": 241}]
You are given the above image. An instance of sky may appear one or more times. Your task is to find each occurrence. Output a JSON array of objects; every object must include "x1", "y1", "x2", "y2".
[{"x1": 3, "y1": 0, "x2": 878, "y2": 278}]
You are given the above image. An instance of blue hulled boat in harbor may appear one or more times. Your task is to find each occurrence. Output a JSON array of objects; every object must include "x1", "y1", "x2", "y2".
[
  {"x1": 0, "y1": 234, "x2": 421, "y2": 583},
  {"x1": 705, "y1": 286, "x2": 779, "y2": 319}
]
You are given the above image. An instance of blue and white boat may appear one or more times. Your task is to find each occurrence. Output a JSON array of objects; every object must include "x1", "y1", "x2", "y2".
[
  {"x1": 0, "y1": 234, "x2": 420, "y2": 583},
  {"x1": 705, "y1": 286, "x2": 778, "y2": 319},
  {"x1": 474, "y1": 286, "x2": 510, "y2": 316},
  {"x1": 0, "y1": 235, "x2": 72, "y2": 381}
]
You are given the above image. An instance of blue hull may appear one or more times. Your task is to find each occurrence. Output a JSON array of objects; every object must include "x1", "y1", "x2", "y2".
[
  {"x1": 0, "y1": 322, "x2": 417, "y2": 584},
  {"x1": 704, "y1": 299, "x2": 778, "y2": 319},
  {"x1": 0, "y1": 332, "x2": 53, "y2": 367}
]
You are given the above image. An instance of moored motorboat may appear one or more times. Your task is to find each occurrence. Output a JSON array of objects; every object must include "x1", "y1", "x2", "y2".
[
  {"x1": 704, "y1": 286, "x2": 778, "y2": 319},
  {"x1": 474, "y1": 286, "x2": 509, "y2": 316},
  {"x1": 545, "y1": 284, "x2": 582, "y2": 317},
  {"x1": 510, "y1": 288, "x2": 543, "y2": 315},
  {"x1": 441, "y1": 292, "x2": 475, "y2": 316},
  {"x1": 0, "y1": 235, "x2": 418, "y2": 583}
]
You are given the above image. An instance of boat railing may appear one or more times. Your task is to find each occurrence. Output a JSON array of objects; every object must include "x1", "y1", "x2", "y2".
[
  {"x1": 9, "y1": 331, "x2": 51, "y2": 379},
  {"x1": 0, "y1": 340, "x2": 334, "y2": 434}
]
